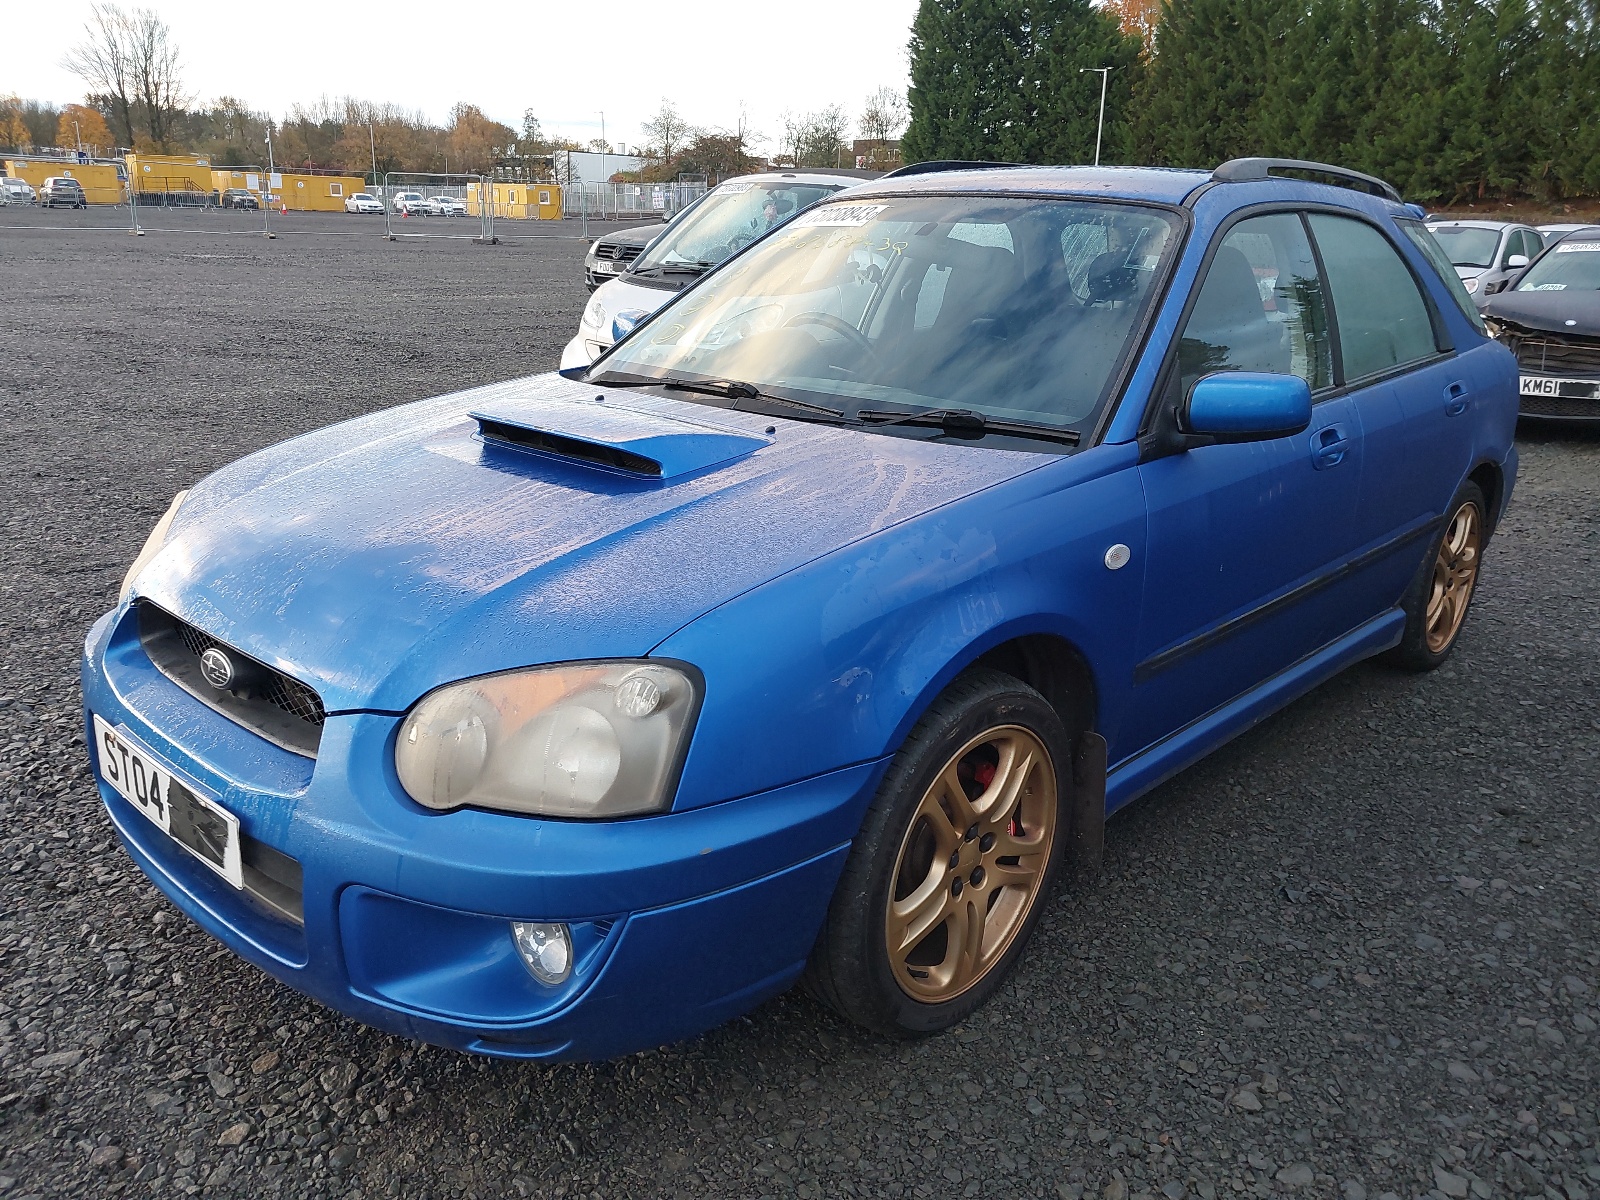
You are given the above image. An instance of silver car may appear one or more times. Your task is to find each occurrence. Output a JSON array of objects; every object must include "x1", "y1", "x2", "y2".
[
  {"x1": 1426, "y1": 219, "x2": 1544, "y2": 304},
  {"x1": 1, "y1": 178, "x2": 36, "y2": 205}
]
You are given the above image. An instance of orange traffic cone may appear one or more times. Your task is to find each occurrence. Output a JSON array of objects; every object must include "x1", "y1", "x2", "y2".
[{"x1": 281, "y1": 203, "x2": 287, "y2": 215}]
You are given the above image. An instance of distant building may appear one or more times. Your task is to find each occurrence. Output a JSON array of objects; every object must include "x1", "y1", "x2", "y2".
[
  {"x1": 853, "y1": 139, "x2": 903, "y2": 171},
  {"x1": 553, "y1": 150, "x2": 648, "y2": 184}
]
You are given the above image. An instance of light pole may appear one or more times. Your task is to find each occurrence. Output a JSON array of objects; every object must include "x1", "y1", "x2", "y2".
[
  {"x1": 368, "y1": 122, "x2": 378, "y2": 190},
  {"x1": 264, "y1": 132, "x2": 277, "y2": 239},
  {"x1": 1079, "y1": 66, "x2": 1112, "y2": 167},
  {"x1": 597, "y1": 111, "x2": 606, "y2": 218}
]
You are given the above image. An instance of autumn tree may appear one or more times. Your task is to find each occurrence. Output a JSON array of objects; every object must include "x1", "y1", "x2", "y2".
[
  {"x1": 58, "y1": 103, "x2": 114, "y2": 152},
  {"x1": 0, "y1": 98, "x2": 32, "y2": 151},
  {"x1": 447, "y1": 102, "x2": 515, "y2": 173},
  {"x1": 1104, "y1": 0, "x2": 1162, "y2": 47}
]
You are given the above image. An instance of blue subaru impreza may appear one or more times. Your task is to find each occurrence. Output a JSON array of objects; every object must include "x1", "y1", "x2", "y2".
[{"x1": 83, "y1": 158, "x2": 1517, "y2": 1061}]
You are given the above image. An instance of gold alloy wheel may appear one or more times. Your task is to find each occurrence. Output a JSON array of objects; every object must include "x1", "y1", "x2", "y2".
[
  {"x1": 885, "y1": 726, "x2": 1057, "y2": 1003},
  {"x1": 1425, "y1": 500, "x2": 1483, "y2": 654}
]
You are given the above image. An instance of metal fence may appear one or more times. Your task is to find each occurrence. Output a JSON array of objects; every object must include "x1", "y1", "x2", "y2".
[
  {"x1": 380, "y1": 172, "x2": 493, "y2": 242},
  {"x1": 564, "y1": 180, "x2": 707, "y2": 220}
]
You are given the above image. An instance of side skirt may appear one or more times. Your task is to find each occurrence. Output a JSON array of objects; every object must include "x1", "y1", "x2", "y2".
[{"x1": 1105, "y1": 607, "x2": 1406, "y2": 815}]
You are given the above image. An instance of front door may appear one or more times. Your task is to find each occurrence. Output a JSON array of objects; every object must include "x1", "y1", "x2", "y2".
[{"x1": 1126, "y1": 210, "x2": 1366, "y2": 755}]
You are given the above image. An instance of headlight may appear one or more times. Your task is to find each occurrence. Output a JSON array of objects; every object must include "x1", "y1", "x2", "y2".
[
  {"x1": 394, "y1": 661, "x2": 701, "y2": 818},
  {"x1": 119, "y1": 491, "x2": 189, "y2": 604},
  {"x1": 581, "y1": 293, "x2": 606, "y2": 329},
  {"x1": 1463, "y1": 276, "x2": 1479, "y2": 294}
]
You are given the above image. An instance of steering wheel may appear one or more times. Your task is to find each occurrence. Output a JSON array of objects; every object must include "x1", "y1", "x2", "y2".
[{"x1": 784, "y1": 312, "x2": 875, "y2": 357}]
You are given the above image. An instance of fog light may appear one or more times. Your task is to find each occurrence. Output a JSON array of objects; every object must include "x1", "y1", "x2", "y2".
[{"x1": 511, "y1": 921, "x2": 572, "y2": 985}]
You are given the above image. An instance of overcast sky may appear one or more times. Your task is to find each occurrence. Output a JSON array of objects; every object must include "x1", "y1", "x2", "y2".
[{"x1": 3, "y1": 1, "x2": 921, "y2": 150}]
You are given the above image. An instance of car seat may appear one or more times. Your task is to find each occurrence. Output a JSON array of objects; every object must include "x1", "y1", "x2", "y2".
[{"x1": 1180, "y1": 245, "x2": 1290, "y2": 379}]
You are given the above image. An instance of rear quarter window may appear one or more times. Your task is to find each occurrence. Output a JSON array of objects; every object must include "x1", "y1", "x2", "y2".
[{"x1": 1397, "y1": 219, "x2": 1487, "y2": 334}]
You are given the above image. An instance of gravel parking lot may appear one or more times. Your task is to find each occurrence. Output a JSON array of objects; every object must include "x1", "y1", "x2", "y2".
[{"x1": 1, "y1": 211, "x2": 1597, "y2": 1200}]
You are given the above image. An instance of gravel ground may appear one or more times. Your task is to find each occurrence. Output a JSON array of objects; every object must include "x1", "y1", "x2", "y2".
[{"x1": 1, "y1": 213, "x2": 1597, "y2": 1200}]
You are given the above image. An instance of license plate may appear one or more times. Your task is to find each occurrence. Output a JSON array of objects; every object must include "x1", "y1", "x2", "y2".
[
  {"x1": 92, "y1": 715, "x2": 244, "y2": 889},
  {"x1": 1520, "y1": 374, "x2": 1600, "y2": 399},
  {"x1": 595, "y1": 261, "x2": 618, "y2": 273}
]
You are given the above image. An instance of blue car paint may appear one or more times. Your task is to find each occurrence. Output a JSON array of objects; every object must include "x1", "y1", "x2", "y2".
[{"x1": 83, "y1": 166, "x2": 1520, "y2": 1060}]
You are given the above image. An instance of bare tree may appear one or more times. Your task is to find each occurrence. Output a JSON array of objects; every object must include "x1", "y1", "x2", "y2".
[
  {"x1": 62, "y1": 3, "x2": 137, "y2": 148},
  {"x1": 859, "y1": 86, "x2": 908, "y2": 144},
  {"x1": 799, "y1": 104, "x2": 851, "y2": 168},
  {"x1": 63, "y1": 4, "x2": 186, "y2": 149},
  {"x1": 128, "y1": 7, "x2": 185, "y2": 148},
  {"x1": 640, "y1": 98, "x2": 689, "y2": 162}
]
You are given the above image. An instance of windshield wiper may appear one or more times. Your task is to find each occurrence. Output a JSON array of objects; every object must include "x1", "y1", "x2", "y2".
[
  {"x1": 593, "y1": 374, "x2": 849, "y2": 421},
  {"x1": 630, "y1": 261, "x2": 713, "y2": 277},
  {"x1": 856, "y1": 407, "x2": 1081, "y2": 447}
]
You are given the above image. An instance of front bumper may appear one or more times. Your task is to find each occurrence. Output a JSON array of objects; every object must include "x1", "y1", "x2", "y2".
[{"x1": 82, "y1": 606, "x2": 879, "y2": 1061}]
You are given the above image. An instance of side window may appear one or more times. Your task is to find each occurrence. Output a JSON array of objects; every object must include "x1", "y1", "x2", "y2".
[
  {"x1": 1396, "y1": 219, "x2": 1486, "y2": 333},
  {"x1": 1178, "y1": 212, "x2": 1333, "y2": 398},
  {"x1": 1309, "y1": 214, "x2": 1439, "y2": 380},
  {"x1": 1518, "y1": 230, "x2": 1541, "y2": 260}
]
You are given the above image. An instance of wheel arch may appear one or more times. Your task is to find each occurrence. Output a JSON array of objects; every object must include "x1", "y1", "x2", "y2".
[
  {"x1": 1467, "y1": 459, "x2": 1504, "y2": 536},
  {"x1": 967, "y1": 632, "x2": 1098, "y2": 743},
  {"x1": 883, "y1": 621, "x2": 1104, "y2": 764}
]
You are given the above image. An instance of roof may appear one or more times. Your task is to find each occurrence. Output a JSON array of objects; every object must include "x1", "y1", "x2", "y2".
[{"x1": 842, "y1": 164, "x2": 1214, "y2": 206}]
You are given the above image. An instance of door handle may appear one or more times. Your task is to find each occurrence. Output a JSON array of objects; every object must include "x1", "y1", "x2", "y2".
[
  {"x1": 1311, "y1": 424, "x2": 1349, "y2": 470},
  {"x1": 1444, "y1": 380, "x2": 1470, "y2": 417}
]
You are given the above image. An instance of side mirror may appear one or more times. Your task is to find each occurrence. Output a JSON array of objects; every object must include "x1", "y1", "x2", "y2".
[
  {"x1": 1184, "y1": 372, "x2": 1312, "y2": 443},
  {"x1": 1506, "y1": 253, "x2": 1530, "y2": 269}
]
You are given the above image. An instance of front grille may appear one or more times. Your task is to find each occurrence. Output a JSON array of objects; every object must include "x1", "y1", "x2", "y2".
[
  {"x1": 1512, "y1": 334, "x2": 1600, "y2": 375},
  {"x1": 1519, "y1": 393, "x2": 1600, "y2": 419},
  {"x1": 594, "y1": 240, "x2": 644, "y2": 263},
  {"x1": 138, "y1": 603, "x2": 325, "y2": 757}
]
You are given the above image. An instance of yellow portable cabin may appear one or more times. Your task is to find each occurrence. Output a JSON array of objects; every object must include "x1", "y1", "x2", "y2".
[
  {"x1": 213, "y1": 168, "x2": 364, "y2": 212},
  {"x1": 467, "y1": 181, "x2": 562, "y2": 219},
  {"x1": 126, "y1": 153, "x2": 213, "y2": 195},
  {"x1": 4, "y1": 159, "x2": 125, "y2": 204}
]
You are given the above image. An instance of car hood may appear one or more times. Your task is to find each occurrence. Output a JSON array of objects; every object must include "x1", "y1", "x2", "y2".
[
  {"x1": 1484, "y1": 288, "x2": 1600, "y2": 338},
  {"x1": 134, "y1": 373, "x2": 1047, "y2": 712}
]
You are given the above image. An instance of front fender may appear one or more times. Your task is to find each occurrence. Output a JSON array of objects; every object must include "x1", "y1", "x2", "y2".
[{"x1": 654, "y1": 442, "x2": 1147, "y2": 811}]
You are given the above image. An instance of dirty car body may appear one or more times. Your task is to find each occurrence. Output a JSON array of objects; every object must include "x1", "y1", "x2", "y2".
[{"x1": 84, "y1": 162, "x2": 1517, "y2": 1061}]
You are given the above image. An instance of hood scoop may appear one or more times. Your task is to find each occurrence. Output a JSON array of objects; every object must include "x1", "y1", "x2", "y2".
[{"x1": 470, "y1": 400, "x2": 772, "y2": 480}]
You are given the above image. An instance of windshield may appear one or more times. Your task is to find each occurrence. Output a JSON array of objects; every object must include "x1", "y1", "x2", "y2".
[
  {"x1": 1515, "y1": 237, "x2": 1600, "y2": 292},
  {"x1": 632, "y1": 180, "x2": 843, "y2": 272},
  {"x1": 595, "y1": 195, "x2": 1179, "y2": 432},
  {"x1": 1428, "y1": 226, "x2": 1500, "y2": 269}
]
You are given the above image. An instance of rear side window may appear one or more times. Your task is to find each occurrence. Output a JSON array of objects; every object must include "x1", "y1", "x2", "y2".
[
  {"x1": 1397, "y1": 219, "x2": 1486, "y2": 334},
  {"x1": 1310, "y1": 214, "x2": 1440, "y2": 379},
  {"x1": 1178, "y1": 212, "x2": 1334, "y2": 398}
]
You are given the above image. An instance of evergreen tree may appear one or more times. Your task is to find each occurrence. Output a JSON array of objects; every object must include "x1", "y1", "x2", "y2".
[
  {"x1": 1133, "y1": 0, "x2": 1292, "y2": 165},
  {"x1": 903, "y1": 0, "x2": 1142, "y2": 165}
]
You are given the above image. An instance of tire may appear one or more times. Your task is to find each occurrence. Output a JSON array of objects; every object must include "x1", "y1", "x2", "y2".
[
  {"x1": 805, "y1": 668, "x2": 1071, "y2": 1037},
  {"x1": 1385, "y1": 480, "x2": 1487, "y2": 672}
]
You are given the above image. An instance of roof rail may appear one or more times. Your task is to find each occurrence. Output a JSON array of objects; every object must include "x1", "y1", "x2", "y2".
[
  {"x1": 882, "y1": 160, "x2": 1022, "y2": 179},
  {"x1": 1213, "y1": 157, "x2": 1402, "y2": 203}
]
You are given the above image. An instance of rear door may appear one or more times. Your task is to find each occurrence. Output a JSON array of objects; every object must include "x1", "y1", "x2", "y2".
[
  {"x1": 1129, "y1": 210, "x2": 1365, "y2": 753},
  {"x1": 1308, "y1": 211, "x2": 1473, "y2": 614}
]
